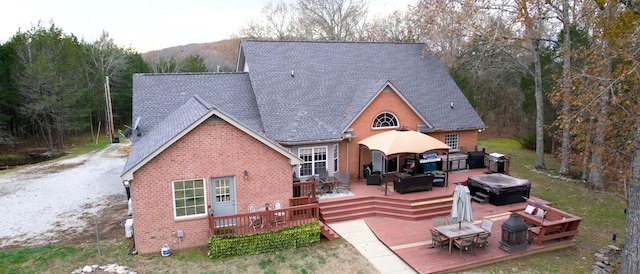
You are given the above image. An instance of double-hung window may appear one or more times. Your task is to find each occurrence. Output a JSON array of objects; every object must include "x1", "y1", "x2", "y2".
[
  {"x1": 172, "y1": 178, "x2": 207, "y2": 218},
  {"x1": 299, "y1": 146, "x2": 327, "y2": 176}
]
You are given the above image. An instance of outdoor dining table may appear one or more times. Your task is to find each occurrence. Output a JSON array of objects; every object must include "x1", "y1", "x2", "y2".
[
  {"x1": 320, "y1": 176, "x2": 341, "y2": 193},
  {"x1": 434, "y1": 221, "x2": 486, "y2": 254}
]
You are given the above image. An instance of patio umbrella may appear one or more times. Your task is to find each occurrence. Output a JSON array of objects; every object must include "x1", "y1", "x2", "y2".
[
  {"x1": 358, "y1": 129, "x2": 451, "y2": 157},
  {"x1": 451, "y1": 183, "x2": 473, "y2": 228}
]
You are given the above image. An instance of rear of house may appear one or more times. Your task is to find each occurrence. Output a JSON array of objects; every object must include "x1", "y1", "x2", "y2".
[{"x1": 121, "y1": 40, "x2": 485, "y2": 254}]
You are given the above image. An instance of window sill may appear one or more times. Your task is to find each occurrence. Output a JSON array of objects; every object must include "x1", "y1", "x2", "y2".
[{"x1": 174, "y1": 214, "x2": 208, "y2": 222}]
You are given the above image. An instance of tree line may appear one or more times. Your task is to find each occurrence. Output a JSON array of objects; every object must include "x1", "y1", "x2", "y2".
[
  {"x1": 1, "y1": 0, "x2": 639, "y2": 271},
  {"x1": 241, "y1": 0, "x2": 639, "y2": 190},
  {"x1": 0, "y1": 21, "x2": 212, "y2": 151}
]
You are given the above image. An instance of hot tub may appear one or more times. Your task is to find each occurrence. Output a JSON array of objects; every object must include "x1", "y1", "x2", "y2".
[{"x1": 467, "y1": 173, "x2": 530, "y2": 206}]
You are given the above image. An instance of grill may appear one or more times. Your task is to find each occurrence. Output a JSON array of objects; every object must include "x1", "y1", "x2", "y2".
[{"x1": 499, "y1": 213, "x2": 529, "y2": 253}]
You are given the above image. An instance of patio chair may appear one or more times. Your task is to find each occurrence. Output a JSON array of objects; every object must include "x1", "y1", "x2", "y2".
[
  {"x1": 273, "y1": 200, "x2": 286, "y2": 226},
  {"x1": 480, "y1": 218, "x2": 493, "y2": 245},
  {"x1": 336, "y1": 171, "x2": 350, "y2": 193},
  {"x1": 366, "y1": 171, "x2": 383, "y2": 185},
  {"x1": 433, "y1": 216, "x2": 446, "y2": 227},
  {"x1": 454, "y1": 235, "x2": 476, "y2": 256},
  {"x1": 318, "y1": 170, "x2": 332, "y2": 192},
  {"x1": 315, "y1": 177, "x2": 326, "y2": 196},
  {"x1": 430, "y1": 228, "x2": 449, "y2": 253},
  {"x1": 447, "y1": 216, "x2": 459, "y2": 225},
  {"x1": 473, "y1": 232, "x2": 490, "y2": 254},
  {"x1": 248, "y1": 204, "x2": 264, "y2": 230},
  {"x1": 481, "y1": 218, "x2": 493, "y2": 235}
]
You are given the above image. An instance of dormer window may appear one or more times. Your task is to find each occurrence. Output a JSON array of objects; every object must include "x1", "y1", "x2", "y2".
[{"x1": 372, "y1": 112, "x2": 398, "y2": 129}]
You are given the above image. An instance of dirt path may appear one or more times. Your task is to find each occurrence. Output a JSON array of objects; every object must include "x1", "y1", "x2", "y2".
[{"x1": 0, "y1": 143, "x2": 130, "y2": 250}]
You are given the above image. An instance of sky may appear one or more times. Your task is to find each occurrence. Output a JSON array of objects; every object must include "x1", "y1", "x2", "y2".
[{"x1": 1, "y1": 0, "x2": 416, "y2": 53}]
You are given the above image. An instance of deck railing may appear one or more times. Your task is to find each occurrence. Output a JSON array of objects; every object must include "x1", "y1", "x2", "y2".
[
  {"x1": 293, "y1": 180, "x2": 317, "y2": 198},
  {"x1": 208, "y1": 203, "x2": 319, "y2": 236}
]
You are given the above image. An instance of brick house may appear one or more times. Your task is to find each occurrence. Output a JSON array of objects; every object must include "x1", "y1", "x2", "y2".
[{"x1": 121, "y1": 40, "x2": 485, "y2": 253}]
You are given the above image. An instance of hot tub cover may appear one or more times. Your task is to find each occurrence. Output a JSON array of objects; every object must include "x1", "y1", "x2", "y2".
[{"x1": 467, "y1": 173, "x2": 530, "y2": 195}]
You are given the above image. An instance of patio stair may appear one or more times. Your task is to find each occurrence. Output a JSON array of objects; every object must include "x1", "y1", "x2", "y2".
[
  {"x1": 319, "y1": 194, "x2": 453, "y2": 223},
  {"x1": 319, "y1": 221, "x2": 339, "y2": 240}
]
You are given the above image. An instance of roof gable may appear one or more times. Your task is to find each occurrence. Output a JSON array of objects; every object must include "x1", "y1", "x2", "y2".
[{"x1": 121, "y1": 95, "x2": 301, "y2": 180}]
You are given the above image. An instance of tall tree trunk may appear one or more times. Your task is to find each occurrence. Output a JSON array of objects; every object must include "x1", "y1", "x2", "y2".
[
  {"x1": 588, "y1": 87, "x2": 609, "y2": 188},
  {"x1": 559, "y1": 0, "x2": 572, "y2": 175},
  {"x1": 582, "y1": 118, "x2": 593, "y2": 181},
  {"x1": 534, "y1": 38, "x2": 546, "y2": 170},
  {"x1": 622, "y1": 86, "x2": 640, "y2": 273}
]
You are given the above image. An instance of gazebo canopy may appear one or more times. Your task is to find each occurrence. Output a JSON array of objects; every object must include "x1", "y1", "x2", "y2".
[{"x1": 358, "y1": 129, "x2": 451, "y2": 158}]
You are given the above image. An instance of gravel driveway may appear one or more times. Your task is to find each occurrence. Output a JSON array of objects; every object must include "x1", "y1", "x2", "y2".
[{"x1": 0, "y1": 143, "x2": 129, "y2": 249}]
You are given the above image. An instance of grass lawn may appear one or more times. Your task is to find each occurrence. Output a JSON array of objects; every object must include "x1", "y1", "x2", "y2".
[
  {"x1": 0, "y1": 138, "x2": 627, "y2": 273},
  {"x1": 472, "y1": 138, "x2": 626, "y2": 273}
]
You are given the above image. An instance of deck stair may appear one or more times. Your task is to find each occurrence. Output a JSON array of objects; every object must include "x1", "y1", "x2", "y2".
[
  {"x1": 319, "y1": 221, "x2": 339, "y2": 240},
  {"x1": 319, "y1": 194, "x2": 453, "y2": 223}
]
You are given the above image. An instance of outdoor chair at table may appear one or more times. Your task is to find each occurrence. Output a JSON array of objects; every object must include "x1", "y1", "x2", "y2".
[
  {"x1": 336, "y1": 171, "x2": 350, "y2": 193},
  {"x1": 473, "y1": 232, "x2": 490, "y2": 254},
  {"x1": 454, "y1": 235, "x2": 476, "y2": 256},
  {"x1": 447, "y1": 216, "x2": 459, "y2": 225},
  {"x1": 435, "y1": 221, "x2": 486, "y2": 254},
  {"x1": 311, "y1": 175, "x2": 325, "y2": 196},
  {"x1": 318, "y1": 170, "x2": 335, "y2": 193},
  {"x1": 430, "y1": 228, "x2": 449, "y2": 253},
  {"x1": 480, "y1": 218, "x2": 494, "y2": 245},
  {"x1": 433, "y1": 216, "x2": 446, "y2": 227}
]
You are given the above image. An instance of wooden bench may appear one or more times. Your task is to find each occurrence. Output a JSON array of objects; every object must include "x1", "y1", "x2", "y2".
[{"x1": 513, "y1": 200, "x2": 582, "y2": 246}]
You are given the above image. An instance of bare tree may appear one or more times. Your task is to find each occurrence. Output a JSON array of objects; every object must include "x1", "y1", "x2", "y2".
[
  {"x1": 294, "y1": 0, "x2": 369, "y2": 41},
  {"x1": 239, "y1": 1, "x2": 299, "y2": 40},
  {"x1": 84, "y1": 31, "x2": 130, "y2": 141}
]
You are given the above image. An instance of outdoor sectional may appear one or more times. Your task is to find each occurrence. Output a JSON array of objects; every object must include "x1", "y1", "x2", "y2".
[{"x1": 393, "y1": 173, "x2": 434, "y2": 194}]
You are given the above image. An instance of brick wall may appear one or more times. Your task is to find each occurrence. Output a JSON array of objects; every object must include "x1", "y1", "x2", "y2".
[
  {"x1": 130, "y1": 120, "x2": 292, "y2": 254},
  {"x1": 341, "y1": 86, "x2": 480, "y2": 180}
]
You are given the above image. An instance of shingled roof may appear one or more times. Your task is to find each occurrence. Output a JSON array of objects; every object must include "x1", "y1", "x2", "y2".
[
  {"x1": 123, "y1": 40, "x2": 485, "y2": 178},
  {"x1": 131, "y1": 72, "x2": 263, "y2": 136},
  {"x1": 121, "y1": 94, "x2": 300, "y2": 180},
  {"x1": 238, "y1": 40, "x2": 485, "y2": 143}
]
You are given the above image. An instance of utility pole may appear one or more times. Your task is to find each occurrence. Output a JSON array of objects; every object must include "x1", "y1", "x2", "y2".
[{"x1": 104, "y1": 76, "x2": 116, "y2": 143}]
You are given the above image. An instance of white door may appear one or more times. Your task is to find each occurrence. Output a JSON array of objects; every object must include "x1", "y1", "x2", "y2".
[{"x1": 211, "y1": 177, "x2": 236, "y2": 226}]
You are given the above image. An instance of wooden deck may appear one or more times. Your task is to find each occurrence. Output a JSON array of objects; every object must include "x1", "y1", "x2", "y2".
[{"x1": 320, "y1": 169, "x2": 579, "y2": 274}]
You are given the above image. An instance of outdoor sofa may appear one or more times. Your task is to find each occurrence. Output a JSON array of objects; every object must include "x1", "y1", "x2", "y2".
[{"x1": 393, "y1": 173, "x2": 434, "y2": 194}]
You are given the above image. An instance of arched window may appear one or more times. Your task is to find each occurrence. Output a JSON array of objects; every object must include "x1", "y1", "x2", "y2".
[{"x1": 372, "y1": 112, "x2": 398, "y2": 129}]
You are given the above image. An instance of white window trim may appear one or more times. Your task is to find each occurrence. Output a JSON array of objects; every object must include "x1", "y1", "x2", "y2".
[
  {"x1": 172, "y1": 178, "x2": 208, "y2": 219},
  {"x1": 298, "y1": 146, "x2": 328, "y2": 177},
  {"x1": 333, "y1": 144, "x2": 339, "y2": 173},
  {"x1": 372, "y1": 112, "x2": 399, "y2": 130}
]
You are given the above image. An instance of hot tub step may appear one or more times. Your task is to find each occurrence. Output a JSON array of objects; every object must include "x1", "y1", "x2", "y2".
[{"x1": 472, "y1": 192, "x2": 489, "y2": 204}]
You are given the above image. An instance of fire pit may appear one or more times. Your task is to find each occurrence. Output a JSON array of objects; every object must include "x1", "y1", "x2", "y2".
[{"x1": 499, "y1": 213, "x2": 529, "y2": 253}]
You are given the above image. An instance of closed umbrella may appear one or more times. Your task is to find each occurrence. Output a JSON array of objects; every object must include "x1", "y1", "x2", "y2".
[{"x1": 451, "y1": 183, "x2": 473, "y2": 228}]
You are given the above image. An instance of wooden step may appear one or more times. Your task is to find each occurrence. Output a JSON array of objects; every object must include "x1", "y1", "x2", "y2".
[
  {"x1": 318, "y1": 194, "x2": 455, "y2": 223},
  {"x1": 320, "y1": 221, "x2": 339, "y2": 240}
]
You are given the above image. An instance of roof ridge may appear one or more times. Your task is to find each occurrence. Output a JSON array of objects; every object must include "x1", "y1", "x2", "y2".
[
  {"x1": 192, "y1": 94, "x2": 213, "y2": 110},
  {"x1": 241, "y1": 39, "x2": 426, "y2": 46},
  {"x1": 135, "y1": 72, "x2": 248, "y2": 77}
]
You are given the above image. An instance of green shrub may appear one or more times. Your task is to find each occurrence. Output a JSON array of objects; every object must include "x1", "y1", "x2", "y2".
[{"x1": 208, "y1": 221, "x2": 321, "y2": 259}]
